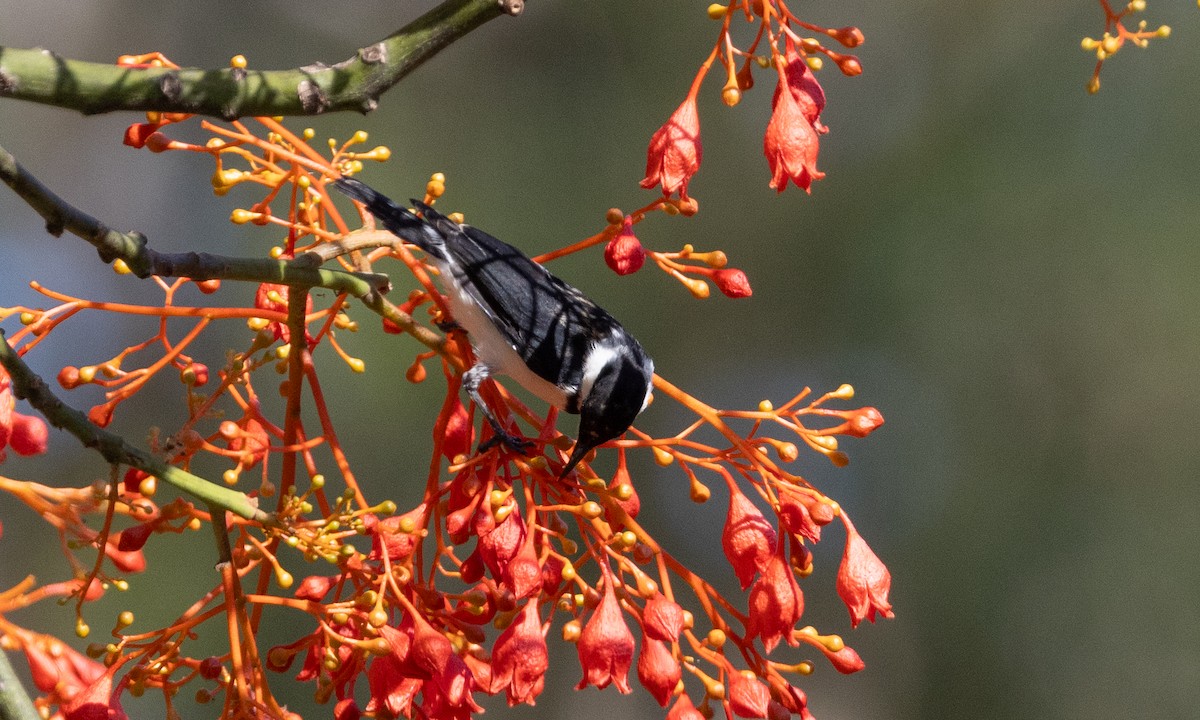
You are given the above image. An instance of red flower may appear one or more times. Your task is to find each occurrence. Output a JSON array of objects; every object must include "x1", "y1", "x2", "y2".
[
  {"x1": 727, "y1": 672, "x2": 771, "y2": 719},
  {"x1": 773, "y1": 42, "x2": 828, "y2": 133},
  {"x1": 713, "y1": 268, "x2": 753, "y2": 298},
  {"x1": 836, "y1": 514, "x2": 894, "y2": 627},
  {"x1": 722, "y1": 485, "x2": 777, "y2": 589},
  {"x1": 746, "y1": 554, "x2": 803, "y2": 653},
  {"x1": 441, "y1": 399, "x2": 473, "y2": 460},
  {"x1": 365, "y1": 625, "x2": 421, "y2": 719},
  {"x1": 765, "y1": 77, "x2": 824, "y2": 194},
  {"x1": 778, "y1": 490, "x2": 835, "y2": 543},
  {"x1": 488, "y1": 601, "x2": 548, "y2": 705},
  {"x1": 576, "y1": 575, "x2": 634, "y2": 693},
  {"x1": 253, "y1": 282, "x2": 313, "y2": 344},
  {"x1": 604, "y1": 218, "x2": 646, "y2": 276},
  {"x1": 642, "y1": 591, "x2": 686, "y2": 642},
  {"x1": 641, "y1": 96, "x2": 702, "y2": 199},
  {"x1": 410, "y1": 619, "x2": 477, "y2": 711},
  {"x1": 636, "y1": 634, "x2": 681, "y2": 707},
  {"x1": 366, "y1": 503, "x2": 429, "y2": 564},
  {"x1": 504, "y1": 530, "x2": 543, "y2": 600},
  {"x1": 668, "y1": 694, "x2": 706, "y2": 720}
]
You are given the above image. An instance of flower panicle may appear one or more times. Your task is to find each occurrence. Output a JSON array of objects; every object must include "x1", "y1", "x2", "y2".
[{"x1": 1081, "y1": 0, "x2": 1172, "y2": 94}]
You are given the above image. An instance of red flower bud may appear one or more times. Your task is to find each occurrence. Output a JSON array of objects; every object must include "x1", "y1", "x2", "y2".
[
  {"x1": 114, "y1": 522, "x2": 154, "y2": 552},
  {"x1": 713, "y1": 268, "x2": 753, "y2": 298},
  {"x1": 576, "y1": 575, "x2": 634, "y2": 693},
  {"x1": 294, "y1": 574, "x2": 336, "y2": 602},
  {"x1": 123, "y1": 468, "x2": 149, "y2": 495},
  {"x1": 778, "y1": 490, "x2": 834, "y2": 543},
  {"x1": 836, "y1": 514, "x2": 894, "y2": 627},
  {"x1": 488, "y1": 601, "x2": 548, "y2": 706},
  {"x1": 8, "y1": 413, "x2": 48, "y2": 456},
  {"x1": 636, "y1": 634, "x2": 681, "y2": 707},
  {"x1": 604, "y1": 218, "x2": 646, "y2": 276},
  {"x1": 123, "y1": 123, "x2": 158, "y2": 149},
  {"x1": 722, "y1": 486, "x2": 778, "y2": 589},
  {"x1": 641, "y1": 96, "x2": 702, "y2": 199},
  {"x1": 844, "y1": 406, "x2": 884, "y2": 437}
]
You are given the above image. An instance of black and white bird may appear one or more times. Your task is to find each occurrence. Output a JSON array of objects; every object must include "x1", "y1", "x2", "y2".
[{"x1": 333, "y1": 177, "x2": 654, "y2": 477}]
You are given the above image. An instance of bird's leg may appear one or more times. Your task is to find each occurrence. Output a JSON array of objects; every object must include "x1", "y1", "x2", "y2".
[{"x1": 462, "y1": 364, "x2": 534, "y2": 455}]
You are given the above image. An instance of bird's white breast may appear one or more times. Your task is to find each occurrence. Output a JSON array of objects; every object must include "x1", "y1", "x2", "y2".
[{"x1": 432, "y1": 255, "x2": 571, "y2": 410}]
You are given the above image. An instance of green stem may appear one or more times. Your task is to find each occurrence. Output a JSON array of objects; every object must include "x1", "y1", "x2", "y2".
[
  {"x1": 0, "y1": 0, "x2": 520, "y2": 118},
  {"x1": 0, "y1": 648, "x2": 39, "y2": 720},
  {"x1": 0, "y1": 142, "x2": 390, "y2": 299},
  {"x1": 0, "y1": 331, "x2": 268, "y2": 523}
]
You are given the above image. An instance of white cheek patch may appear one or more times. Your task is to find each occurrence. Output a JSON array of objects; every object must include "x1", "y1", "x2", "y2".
[{"x1": 579, "y1": 339, "x2": 622, "y2": 404}]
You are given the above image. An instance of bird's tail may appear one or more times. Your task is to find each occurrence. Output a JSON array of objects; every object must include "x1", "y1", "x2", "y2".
[{"x1": 332, "y1": 177, "x2": 445, "y2": 257}]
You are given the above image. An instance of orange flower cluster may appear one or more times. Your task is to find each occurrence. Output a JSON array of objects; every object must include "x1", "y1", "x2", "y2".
[
  {"x1": 1082, "y1": 0, "x2": 1171, "y2": 93},
  {"x1": 1, "y1": 37, "x2": 887, "y2": 720},
  {"x1": 641, "y1": 1, "x2": 863, "y2": 198}
]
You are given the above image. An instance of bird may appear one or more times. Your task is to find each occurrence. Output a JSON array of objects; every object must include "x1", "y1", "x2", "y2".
[{"x1": 332, "y1": 176, "x2": 654, "y2": 478}]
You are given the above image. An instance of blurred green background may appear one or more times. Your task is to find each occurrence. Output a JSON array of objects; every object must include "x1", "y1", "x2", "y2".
[{"x1": 2, "y1": 1, "x2": 1198, "y2": 719}]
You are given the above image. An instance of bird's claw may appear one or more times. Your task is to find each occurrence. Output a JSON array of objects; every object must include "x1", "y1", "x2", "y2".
[{"x1": 478, "y1": 430, "x2": 535, "y2": 456}]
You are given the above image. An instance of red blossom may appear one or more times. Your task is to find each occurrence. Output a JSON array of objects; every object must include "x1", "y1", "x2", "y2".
[
  {"x1": 365, "y1": 624, "x2": 420, "y2": 719},
  {"x1": 641, "y1": 96, "x2": 702, "y2": 199},
  {"x1": 642, "y1": 592, "x2": 686, "y2": 642},
  {"x1": 728, "y1": 672, "x2": 771, "y2": 719},
  {"x1": 476, "y1": 507, "x2": 526, "y2": 584},
  {"x1": 773, "y1": 42, "x2": 828, "y2": 133},
  {"x1": 722, "y1": 486, "x2": 778, "y2": 589},
  {"x1": 604, "y1": 218, "x2": 646, "y2": 276},
  {"x1": 764, "y1": 76, "x2": 824, "y2": 193},
  {"x1": 366, "y1": 503, "x2": 429, "y2": 564},
  {"x1": 836, "y1": 514, "x2": 894, "y2": 627},
  {"x1": 488, "y1": 601, "x2": 548, "y2": 705},
  {"x1": 254, "y1": 282, "x2": 314, "y2": 344},
  {"x1": 294, "y1": 574, "x2": 337, "y2": 602},
  {"x1": 441, "y1": 399, "x2": 473, "y2": 460},
  {"x1": 713, "y1": 268, "x2": 753, "y2": 298},
  {"x1": 636, "y1": 634, "x2": 681, "y2": 707},
  {"x1": 778, "y1": 490, "x2": 835, "y2": 543},
  {"x1": 0, "y1": 373, "x2": 12, "y2": 456},
  {"x1": 668, "y1": 694, "x2": 706, "y2": 720},
  {"x1": 410, "y1": 619, "x2": 477, "y2": 711},
  {"x1": 576, "y1": 575, "x2": 635, "y2": 693},
  {"x1": 746, "y1": 554, "x2": 803, "y2": 653}
]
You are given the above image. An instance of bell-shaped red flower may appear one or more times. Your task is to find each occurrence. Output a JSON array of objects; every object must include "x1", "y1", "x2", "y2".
[
  {"x1": 727, "y1": 672, "x2": 771, "y2": 719},
  {"x1": 641, "y1": 96, "x2": 702, "y2": 199},
  {"x1": 836, "y1": 514, "x2": 894, "y2": 627},
  {"x1": 764, "y1": 77, "x2": 825, "y2": 194},
  {"x1": 747, "y1": 554, "x2": 804, "y2": 653},
  {"x1": 576, "y1": 575, "x2": 635, "y2": 693},
  {"x1": 488, "y1": 601, "x2": 548, "y2": 705},
  {"x1": 773, "y1": 40, "x2": 828, "y2": 133},
  {"x1": 722, "y1": 485, "x2": 778, "y2": 589},
  {"x1": 642, "y1": 591, "x2": 686, "y2": 642},
  {"x1": 667, "y1": 693, "x2": 706, "y2": 720},
  {"x1": 637, "y1": 633, "x2": 681, "y2": 707}
]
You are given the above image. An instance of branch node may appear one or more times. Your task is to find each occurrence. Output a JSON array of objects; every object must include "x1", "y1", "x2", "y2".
[
  {"x1": 498, "y1": 0, "x2": 525, "y2": 16},
  {"x1": 297, "y1": 79, "x2": 330, "y2": 114},
  {"x1": 359, "y1": 43, "x2": 388, "y2": 65},
  {"x1": 0, "y1": 68, "x2": 16, "y2": 95},
  {"x1": 159, "y1": 71, "x2": 183, "y2": 102}
]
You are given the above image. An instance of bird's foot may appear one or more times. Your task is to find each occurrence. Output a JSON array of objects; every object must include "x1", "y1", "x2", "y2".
[{"x1": 478, "y1": 429, "x2": 536, "y2": 456}]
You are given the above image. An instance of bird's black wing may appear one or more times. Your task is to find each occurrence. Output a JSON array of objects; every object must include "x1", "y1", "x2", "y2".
[{"x1": 417, "y1": 202, "x2": 616, "y2": 394}]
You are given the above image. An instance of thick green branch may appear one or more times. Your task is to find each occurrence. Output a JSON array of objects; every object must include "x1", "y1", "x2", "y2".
[
  {"x1": 0, "y1": 0, "x2": 521, "y2": 118},
  {"x1": 0, "y1": 331, "x2": 268, "y2": 523},
  {"x1": 0, "y1": 142, "x2": 390, "y2": 300},
  {"x1": 0, "y1": 647, "x2": 39, "y2": 720}
]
